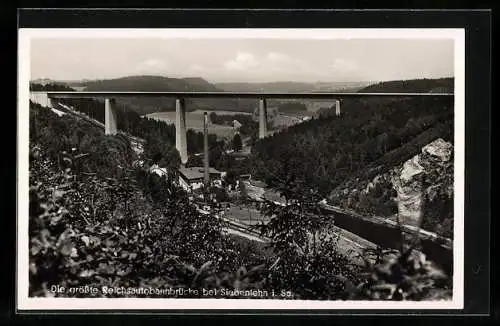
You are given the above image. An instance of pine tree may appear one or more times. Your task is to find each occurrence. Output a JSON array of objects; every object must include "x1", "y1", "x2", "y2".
[{"x1": 232, "y1": 133, "x2": 243, "y2": 152}]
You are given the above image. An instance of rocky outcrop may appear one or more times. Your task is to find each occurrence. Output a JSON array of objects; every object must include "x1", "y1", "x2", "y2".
[
  {"x1": 328, "y1": 138, "x2": 454, "y2": 238},
  {"x1": 418, "y1": 139, "x2": 454, "y2": 237},
  {"x1": 391, "y1": 154, "x2": 425, "y2": 228},
  {"x1": 393, "y1": 139, "x2": 453, "y2": 227},
  {"x1": 391, "y1": 138, "x2": 453, "y2": 246}
]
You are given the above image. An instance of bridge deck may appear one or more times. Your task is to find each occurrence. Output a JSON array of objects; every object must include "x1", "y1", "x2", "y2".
[{"x1": 39, "y1": 91, "x2": 454, "y2": 99}]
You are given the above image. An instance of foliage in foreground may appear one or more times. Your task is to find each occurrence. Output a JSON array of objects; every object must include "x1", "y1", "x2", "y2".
[
  {"x1": 349, "y1": 247, "x2": 452, "y2": 300},
  {"x1": 29, "y1": 148, "x2": 245, "y2": 297},
  {"x1": 28, "y1": 146, "x2": 451, "y2": 300},
  {"x1": 29, "y1": 138, "x2": 453, "y2": 300},
  {"x1": 255, "y1": 184, "x2": 364, "y2": 299}
]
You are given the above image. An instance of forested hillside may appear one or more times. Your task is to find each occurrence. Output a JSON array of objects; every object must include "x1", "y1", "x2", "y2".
[
  {"x1": 360, "y1": 78, "x2": 453, "y2": 93},
  {"x1": 249, "y1": 78, "x2": 454, "y2": 236}
]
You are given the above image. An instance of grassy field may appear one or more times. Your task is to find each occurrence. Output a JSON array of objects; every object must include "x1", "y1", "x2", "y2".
[
  {"x1": 145, "y1": 109, "x2": 315, "y2": 139},
  {"x1": 272, "y1": 114, "x2": 306, "y2": 128},
  {"x1": 191, "y1": 109, "x2": 252, "y2": 116},
  {"x1": 145, "y1": 111, "x2": 240, "y2": 139}
]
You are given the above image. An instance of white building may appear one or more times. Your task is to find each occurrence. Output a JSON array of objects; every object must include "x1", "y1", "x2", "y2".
[
  {"x1": 177, "y1": 166, "x2": 226, "y2": 192},
  {"x1": 233, "y1": 120, "x2": 242, "y2": 129},
  {"x1": 149, "y1": 164, "x2": 169, "y2": 179}
]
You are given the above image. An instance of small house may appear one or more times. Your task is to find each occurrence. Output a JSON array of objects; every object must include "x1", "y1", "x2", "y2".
[{"x1": 177, "y1": 166, "x2": 226, "y2": 192}]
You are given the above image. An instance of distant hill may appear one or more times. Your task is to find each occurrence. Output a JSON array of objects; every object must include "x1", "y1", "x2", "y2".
[
  {"x1": 215, "y1": 81, "x2": 373, "y2": 93},
  {"x1": 80, "y1": 75, "x2": 256, "y2": 115},
  {"x1": 82, "y1": 75, "x2": 217, "y2": 92},
  {"x1": 31, "y1": 76, "x2": 258, "y2": 115},
  {"x1": 32, "y1": 78, "x2": 94, "y2": 88},
  {"x1": 181, "y1": 77, "x2": 220, "y2": 90},
  {"x1": 216, "y1": 82, "x2": 315, "y2": 93},
  {"x1": 216, "y1": 81, "x2": 374, "y2": 112},
  {"x1": 31, "y1": 78, "x2": 56, "y2": 85},
  {"x1": 358, "y1": 77, "x2": 454, "y2": 93}
]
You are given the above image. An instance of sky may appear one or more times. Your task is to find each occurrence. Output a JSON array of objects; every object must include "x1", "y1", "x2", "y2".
[{"x1": 30, "y1": 38, "x2": 455, "y2": 83}]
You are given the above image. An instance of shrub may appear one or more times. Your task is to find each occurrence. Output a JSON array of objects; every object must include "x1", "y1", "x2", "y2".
[{"x1": 347, "y1": 247, "x2": 451, "y2": 300}]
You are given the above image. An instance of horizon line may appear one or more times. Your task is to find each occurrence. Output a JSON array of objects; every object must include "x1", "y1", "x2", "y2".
[{"x1": 30, "y1": 74, "x2": 456, "y2": 85}]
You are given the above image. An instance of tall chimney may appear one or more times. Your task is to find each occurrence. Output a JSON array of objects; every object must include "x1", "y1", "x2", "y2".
[
  {"x1": 203, "y1": 112, "x2": 210, "y2": 187},
  {"x1": 259, "y1": 98, "x2": 268, "y2": 139},
  {"x1": 175, "y1": 98, "x2": 188, "y2": 165}
]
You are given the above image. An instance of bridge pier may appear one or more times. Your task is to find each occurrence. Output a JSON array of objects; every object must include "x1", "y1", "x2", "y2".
[
  {"x1": 335, "y1": 99, "x2": 341, "y2": 116},
  {"x1": 203, "y1": 112, "x2": 210, "y2": 186},
  {"x1": 259, "y1": 98, "x2": 267, "y2": 139},
  {"x1": 105, "y1": 98, "x2": 118, "y2": 135},
  {"x1": 175, "y1": 98, "x2": 188, "y2": 165},
  {"x1": 30, "y1": 92, "x2": 53, "y2": 108}
]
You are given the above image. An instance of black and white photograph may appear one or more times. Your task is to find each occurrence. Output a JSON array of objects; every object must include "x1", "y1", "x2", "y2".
[{"x1": 17, "y1": 27, "x2": 465, "y2": 310}]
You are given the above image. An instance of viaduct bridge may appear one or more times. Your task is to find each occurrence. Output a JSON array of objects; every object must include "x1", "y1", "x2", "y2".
[{"x1": 29, "y1": 90, "x2": 453, "y2": 165}]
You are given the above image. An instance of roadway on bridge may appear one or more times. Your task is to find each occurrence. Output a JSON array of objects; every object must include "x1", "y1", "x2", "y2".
[{"x1": 43, "y1": 90, "x2": 454, "y2": 99}]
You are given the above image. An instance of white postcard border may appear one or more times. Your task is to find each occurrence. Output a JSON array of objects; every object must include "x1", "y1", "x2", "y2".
[{"x1": 17, "y1": 28, "x2": 465, "y2": 311}]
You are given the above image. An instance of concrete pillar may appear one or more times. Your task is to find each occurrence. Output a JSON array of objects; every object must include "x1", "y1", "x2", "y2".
[
  {"x1": 335, "y1": 99, "x2": 341, "y2": 116},
  {"x1": 203, "y1": 112, "x2": 210, "y2": 187},
  {"x1": 29, "y1": 92, "x2": 53, "y2": 108},
  {"x1": 175, "y1": 98, "x2": 188, "y2": 165},
  {"x1": 47, "y1": 96, "x2": 54, "y2": 109},
  {"x1": 29, "y1": 92, "x2": 37, "y2": 105},
  {"x1": 105, "y1": 98, "x2": 118, "y2": 135},
  {"x1": 259, "y1": 98, "x2": 267, "y2": 139}
]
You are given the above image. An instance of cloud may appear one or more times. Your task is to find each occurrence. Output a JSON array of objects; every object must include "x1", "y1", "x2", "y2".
[
  {"x1": 220, "y1": 52, "x2": 359, "y2": 82},
  {"x1": 224, "y1": 51, "x2": 310, "y2": 77},
  {"x1": 224, "y1": 52, "x2": 259, "y2": 71},
  {"x1": 134, "y1": 58, "x2": 169, "y2": 74},
  {"x1": 265, "y1": 52, "x2": 309, "y2": 71}
]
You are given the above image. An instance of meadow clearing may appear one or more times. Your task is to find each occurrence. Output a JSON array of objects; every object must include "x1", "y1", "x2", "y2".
[{"x1": 144, "y1": 110, "x2": 250, "y2": 139}]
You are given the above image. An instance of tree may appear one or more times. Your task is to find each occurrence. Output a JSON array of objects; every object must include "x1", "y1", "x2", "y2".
[
  {"x1": 209, "y1": 144, "x2": 225, "y2": 168},
  {"x1": 255, "y1": 170, "x2": 363, "y2": 300},
  {"x1": 232, "y1": 133, "x2": 243, "y2": 152},
  {"x1": 238, "y1": 180, "x2": 249, "y2": 204},
  {"x1": 212, "y1": 186, "x2": 229, "y2": 203},
  {"x1": 143, "y1": 136, "x2": 180, "y2": 169},
  {"x1": 278, "y1": 102, "x2": 307, "y2": 113},
  {"x1": 209, "y1": 112, "x2": 218, "y2": 124},
  {"x1": 224, "y1": 170, "x2": 237, "y2": 187},
  {"x1": 186, "y1": 154, "x2": 203, "y2": 167}
]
